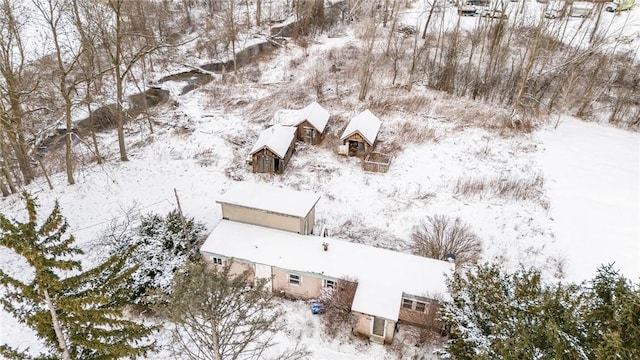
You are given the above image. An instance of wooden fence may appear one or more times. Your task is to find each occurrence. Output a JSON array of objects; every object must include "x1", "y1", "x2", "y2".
[{"x1": 362, "y1": 152, "x2": 392, "y2": 173}]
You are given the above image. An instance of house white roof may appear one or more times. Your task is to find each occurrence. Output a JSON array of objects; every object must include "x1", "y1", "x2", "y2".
[
  {"x1": 250, "y1": 125, "x2": 297, "y2": 158},
  {"x1": 200, "y1": 220, "x2": 453, "y2": 321},
  {"x1": 276, "y1": 102, "x2": 330, "y2": 133},
  {"x1": 216, "y1": 182, "x2": 321, "y2": 218},
  {"x1": 340, "y1": 110, "x2": 382, "y2": 146}
]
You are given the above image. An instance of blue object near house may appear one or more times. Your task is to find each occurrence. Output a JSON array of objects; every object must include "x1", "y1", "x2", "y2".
[{"x1": 311, "y1": 301, "x2": 325, "y2": 314}]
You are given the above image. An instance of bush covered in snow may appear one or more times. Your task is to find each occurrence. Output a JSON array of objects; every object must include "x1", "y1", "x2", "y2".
[{"x1": 109, "y1": 210, "x2": 205, "y2": 304}]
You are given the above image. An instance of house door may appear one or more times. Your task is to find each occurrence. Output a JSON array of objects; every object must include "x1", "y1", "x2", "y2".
[
  {"x1": 274, "y1": 158, "x2": 280, "y2": 172},
  {"x1": 304, "y1": 127, "x2": 315, "y2": 143},
  {"x1": 348, "y1": 140, "x2": 358, "y2": 156},
  {"x1": 254, "y1": 263, "x2": 273, "y2": 291},
  {"x1": 372, "y1": 317, "x2": 386, "y2": 337}
]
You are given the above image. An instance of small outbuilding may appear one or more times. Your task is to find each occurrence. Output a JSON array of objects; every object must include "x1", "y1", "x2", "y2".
[
  {"x1": 216, "y1": 182, "x2": 321, "y2": 235},
  {"x1": 277, "y1": 102, "x2": 330, "y2": 145},
  {"x1": 340, "y1": 110, "x2": 381, "y2": 156},
  {"x1": 250, "y1": 125, "x2": 296, "y2": 174}
]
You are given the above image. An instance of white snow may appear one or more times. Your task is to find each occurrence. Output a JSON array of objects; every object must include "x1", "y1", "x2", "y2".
[
  {"x1": 277, "y1": 102, "x2": 330, "y2": 133},
  {"x1": 216, "y1": 182, "x2": 321, "y2": 218},
  {"x1": 249, "y1": 124, "x2": 297, "y2": 158},
  {"x1": 200, "y1": 219, "x2": 454, "y2": 321},
  {"x1": 1, "y1": 1, "x2": 640, "y2": 357},
  {"x1": 340, "y1": 110, "x2": 382, "y2": 146},
  {"x1": 537, "y1": 117, "x2": 640, "y2": 283}
]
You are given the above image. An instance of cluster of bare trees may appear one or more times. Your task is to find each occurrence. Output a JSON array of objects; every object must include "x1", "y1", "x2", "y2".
[
  {"x1": 343, "y1": 0, "x2": 638, "y2": 128},
  {"x1": 0, "y1": 0, "x2": 189, "y2": 191}
]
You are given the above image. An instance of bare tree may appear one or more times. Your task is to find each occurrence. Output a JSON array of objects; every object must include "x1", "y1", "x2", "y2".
[
  {"x1": 95, "y1": 0, "x2": 162, "y2": 161},
  {"x1": 33, "y1": 0, "x2": 86, "y2": 185},
  {"x1": 318, "y1": 277, "x2": 358, "y2": 338},
  {"x1": 411, "y1": 214, "x2": 482, "y2": 266},
  {"x1": 0, "y1": 0, "x2": 36, "y2": 184},
  {"x1": 358, "y1": 16, "x2": 378, "y2": 101},
  {"x1": 160, "y1": 260, "x2": 309, "y2": 360}
]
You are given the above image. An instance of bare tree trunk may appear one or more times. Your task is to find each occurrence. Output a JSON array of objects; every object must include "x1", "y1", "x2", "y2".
[
  {"x1": 44, "y1": 289, "x2": 72, "y2": 360},
  {"x1": 358, "y1": 19, "x2": 377, "y2": 101},
  {"x1": 421, "y1": 1, "x2": 436, "y2": 39},
  {"x1": 113, "y1": 2, "x2": 129, "y2": 162},
  {"x1": 211, "y1": 320, "x2": 223, "y2": 360},
  {"x1": 36, "y1": 156, "x2": 54, "y2": 190},
  {"x1": 34, "y1": 0, "x2": 79, "y2": 185},
  {"x1": 0, "y1": 177, "x2": 9, "y2": 196},
  {"x1": 256, "y1": 0, "x2": 262, "y2": 26},
  {"x1": 514, "y1": 21, "x2": 543, "y2": 111}
]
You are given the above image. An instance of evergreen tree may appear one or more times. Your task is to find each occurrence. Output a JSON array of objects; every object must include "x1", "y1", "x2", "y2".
[
  {"x1": 109, "y1": 210, "x2": 205, "y2": 304},
  {"x1": 440, "y1": 263, "x2": 588, "y2": 359},
  {"x1": 583, "y1": 264, "x2": 640, "y2": 359},
  {"x1": 0, "y1": 192, "x2": 155, "y2": 359}
]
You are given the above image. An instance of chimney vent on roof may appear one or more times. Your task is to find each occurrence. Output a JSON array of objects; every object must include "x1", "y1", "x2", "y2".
[{"x1": 322, "y1": 242, "x2": 329, "y2": 251}]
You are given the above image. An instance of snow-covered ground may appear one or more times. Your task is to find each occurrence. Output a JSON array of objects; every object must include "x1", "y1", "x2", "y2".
[
  {"x1": 1, "y1": 0, "x2": 639, "y2": 358},
  {"x1": 537, "y1": 117, "x2": 639, "y2": 283}
]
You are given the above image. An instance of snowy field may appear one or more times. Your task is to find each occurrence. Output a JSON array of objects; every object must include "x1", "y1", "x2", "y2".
[
  {"x1": 537, "y1": 117, "x2": 639, "y2": 283},
  {"x1": 1, "y1": 0, "x2": 639, "y2": 358}
]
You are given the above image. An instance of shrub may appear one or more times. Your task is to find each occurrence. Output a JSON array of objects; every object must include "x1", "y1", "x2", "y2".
[
  {"x1": 411, "y1": 215, "x2": 482, "y2": 267},
  {"x1": 318, "y1": 277, "x2": 358, "y2": 338},
  {"x1": 109, "y1": 210, "x2": 206, "y2": 304}
]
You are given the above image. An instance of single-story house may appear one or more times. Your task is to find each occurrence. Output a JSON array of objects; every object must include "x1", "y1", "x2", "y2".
[
  {"x1": 277, "y1": 102, "x2": 330, "y2": 145},
  {"x1": 340, "y1": 110, "x2": 381, "y2": 156},
  {"x1": 200, "y1": 220, "x2": 453, "y2": 344},
  {"x1": 250, "y1": 125, "x2": 297, "y2": 174},
  {"x1": 216, "y1": 182, "x2": 321, "y2": 235}
]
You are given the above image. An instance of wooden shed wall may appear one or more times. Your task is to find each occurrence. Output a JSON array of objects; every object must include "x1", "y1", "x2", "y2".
[
  {"x1": 343, "y1": 132, "x2": 374, "y2": 155},
  {"x1": 251, "y1": 137, "x2": 295, "y2": 174},
  {"x1": 296, "y1": 120, "x2": 323, "y2": 145}
]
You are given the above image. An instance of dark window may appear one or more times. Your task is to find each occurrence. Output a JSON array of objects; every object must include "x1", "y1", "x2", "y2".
[
  {"x1": 289, "y1": 273, "x2": 301, "y2": 285},
  {"x1": 402, "y1": 298, "x2": 414, "y2": 309}
]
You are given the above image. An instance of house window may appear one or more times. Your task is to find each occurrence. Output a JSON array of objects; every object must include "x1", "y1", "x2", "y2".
[
  {"x1": 212, "y1": 257, "x2": 223, "y2": 265},
  {"x1": 402, "y1": 298, "x2": 413, "y2": 309},
  {"x1": 402, "y1": 297, "x2": 429, "y2": 313},
  {"x1": 324, "y1": 279, "x2": 337, "y2": 289},
  {"x1": 289, "y1": 273, "x2": 301, "y2": 286}
]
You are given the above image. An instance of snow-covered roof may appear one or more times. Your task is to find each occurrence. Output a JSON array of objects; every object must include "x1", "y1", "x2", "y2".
[
  {"x1": 276, "y1": 102, "x2": 330, "y2": 133},
  {"x1": 216, "y1": 182, "x2": 321, "y2": 218},
  {"x1": 200, "y1": 220, "x2": 453, "y2": 321},
  {"x1": 250, "y1": 125, "x2": 297, "y2": 158},
  {"x1": 340, "y1": 110, "x2": 382, "y2": 146}
]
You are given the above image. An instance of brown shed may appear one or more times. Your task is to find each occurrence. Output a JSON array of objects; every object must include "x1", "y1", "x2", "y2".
[
  {"x1": 340, "y1": 110, "x2": 382, "y2": 156},
  {"x1": 250, "y1": 125, "x2": 297, "y2": 174},
  {"x1": 277, "y1": 102, "x2": 330, "y2": 145}
]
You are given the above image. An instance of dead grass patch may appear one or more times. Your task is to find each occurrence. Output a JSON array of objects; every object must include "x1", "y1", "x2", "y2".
[
  {"x1": 368, "y1": 94, "x2": 431, "y2": 116},
  {"x1": 454, "y1": 174, "x2": 545, "y2": 202}
]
